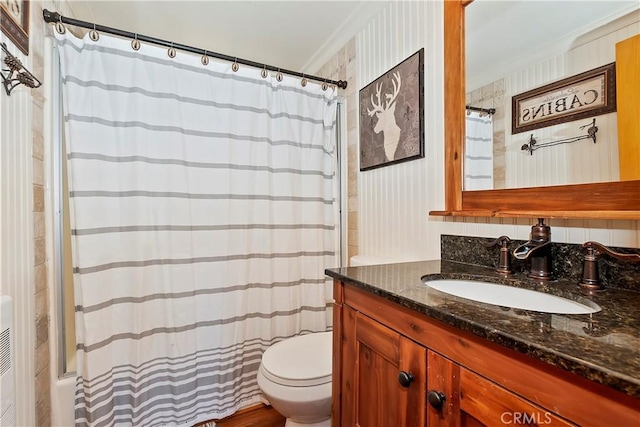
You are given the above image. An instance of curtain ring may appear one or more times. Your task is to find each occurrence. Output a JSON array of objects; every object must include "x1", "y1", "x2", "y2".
[
  {"x1": 301, "y1": 74, "x2": 307, "y2": 87},
  {"x1": 232, "y1": 57, "x2": 239, "y2": 72},
  {"x1": 131, "y1": 34, "x2": 140, "y2": 51},
  {"x1": 322, "y1": 80, "x2": 328, "y2": 91},
  {"x1": 89, "y1": 23, "x2": 99, "y2": 42},
  {"x1": 201, "y1": 50, "x2": 209, "y2": 66},
  {"x1": 168, "y1": 42, "x2": 176, "y2": 58},
  {"x1": 55, "y1": 16, "x2": 66, "y2": 34},
  {"x1": 261, "y1": 66, "x2": 268, "y2": 79},
  {"x1": 276, "y1": 69, "x2": 283, "y2": 82}
]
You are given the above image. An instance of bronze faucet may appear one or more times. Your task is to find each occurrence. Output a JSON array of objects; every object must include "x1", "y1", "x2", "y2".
[
  {"x1": 483, "y1": 236, "x2": 514, "y2": 275},
  {"x1": 513, "y1": 218, "x2": 552, "y2": 280},
  {"x1": 579, "y1": 241, "x2": 640, "y2": 291}
]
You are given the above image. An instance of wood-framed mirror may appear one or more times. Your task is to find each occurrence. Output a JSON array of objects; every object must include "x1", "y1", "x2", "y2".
[{"x1": 431, "y1": 0, "x2": 640, "y2": 219}]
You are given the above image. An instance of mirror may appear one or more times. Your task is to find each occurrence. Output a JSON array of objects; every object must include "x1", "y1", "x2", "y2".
[
  {"x1": 436, "y1": 0, "x2": 640, "y2": 218},
  {"x1": 464, "y1": 0, "x2": 639, "y2": 191}
]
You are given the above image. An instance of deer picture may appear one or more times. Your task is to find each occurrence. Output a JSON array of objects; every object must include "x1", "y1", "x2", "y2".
[{"x1": 367, "y1": 71, "x2": 402, "y2": 161}]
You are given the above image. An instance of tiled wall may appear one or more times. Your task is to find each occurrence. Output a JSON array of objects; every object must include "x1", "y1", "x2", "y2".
[
  {"x1": 317, "y1": 39, "x2": 359, "y2": 262},
  {"x1": 31, "y1": 2, "x2": 52, "y2": 425}
]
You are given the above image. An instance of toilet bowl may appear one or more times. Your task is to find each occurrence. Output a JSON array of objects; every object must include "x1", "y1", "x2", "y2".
[{"x1": 257, "y1": 331, "x2": 332, "y2": 427}]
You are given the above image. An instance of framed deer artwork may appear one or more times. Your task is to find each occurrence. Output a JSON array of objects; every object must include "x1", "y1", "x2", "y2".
[{"x1": 359, "y1": 48, "x2": 424, "y2": 171}]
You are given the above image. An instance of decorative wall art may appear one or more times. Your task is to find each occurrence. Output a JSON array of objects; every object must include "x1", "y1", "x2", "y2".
[
  {"x1": 1, "y1": 0, "x2": 29, "y2": 55},
  {"x1": 359, "y1": 48, "x2": 424, "y2": 171},
  {"x1": 512, "y1": 63, "x2": 616, "y2": 134}
]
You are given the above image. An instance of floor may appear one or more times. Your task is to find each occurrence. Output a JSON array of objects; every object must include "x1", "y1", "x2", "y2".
[{"x1": 196, "y1": 405, "x2": 285, "y2": 427}]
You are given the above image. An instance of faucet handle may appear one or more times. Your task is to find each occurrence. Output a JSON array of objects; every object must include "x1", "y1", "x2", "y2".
[
  {"x1": 582, "y1": 241, "x2": 640, "y2": 262},
  {"x1": 483, "y1": 236, "x2": 513, "y2": 275},
  {"x1": 579, "y1": 241, "x2": 640, "y2": 291}
]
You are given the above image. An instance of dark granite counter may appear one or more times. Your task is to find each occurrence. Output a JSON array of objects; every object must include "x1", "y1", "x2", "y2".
[{"x1": 325, "y1": 260, "x2": 640, "y2": 398}]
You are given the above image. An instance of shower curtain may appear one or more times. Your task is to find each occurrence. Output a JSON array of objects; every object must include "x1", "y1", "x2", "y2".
[
  {"x1": 55, "y1": 31, "x2": 337, "y2": 426},
  {"x1": 464, "y1": 111, "x2": 494, "y2": 190}
]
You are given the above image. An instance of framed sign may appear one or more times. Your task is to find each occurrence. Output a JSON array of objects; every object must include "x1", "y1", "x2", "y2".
[
  {"x1": 512, "y1": 63, "x2": 616, "y2": 134},
  {"x1": 1, "y1": 0, "x2": 29, "y2": 55},
  {"x1": 359, "y1": 48, "x2": 424, "y2": 171}
]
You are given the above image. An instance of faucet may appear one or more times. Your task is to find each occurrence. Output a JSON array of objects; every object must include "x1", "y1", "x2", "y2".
[
  {"x1": 482, "y1": 235, "x2": 514, "y2": 275},
  {"x1": 513, "y1": 218, "x2": 552, "y2": 280},
  {"x1": 579, "y1": 241, "x2": 640, "y2": 292}
]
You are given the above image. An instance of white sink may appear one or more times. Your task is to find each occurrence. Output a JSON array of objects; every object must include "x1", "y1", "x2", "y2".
[{"x1": 424, "y1": 279, "x2": 600, "y2": 314}]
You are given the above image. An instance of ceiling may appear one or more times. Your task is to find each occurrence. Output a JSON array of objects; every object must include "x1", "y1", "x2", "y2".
[
  {"x1": 68, "y1": 0, "x2": 390, "y2": 74},
  {"x1": 62, "y1": 1, "x2": 640, "y2": 86}
]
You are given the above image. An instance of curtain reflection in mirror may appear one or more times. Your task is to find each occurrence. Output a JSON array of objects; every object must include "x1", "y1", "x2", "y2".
[{"x1": 464, "y1": 111, "x2": 494, "y2": 190}]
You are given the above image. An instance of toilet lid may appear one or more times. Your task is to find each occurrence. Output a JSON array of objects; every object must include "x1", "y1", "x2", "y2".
[{"x1": 261, "y1": 331, "x2": 332, "y2": 387}]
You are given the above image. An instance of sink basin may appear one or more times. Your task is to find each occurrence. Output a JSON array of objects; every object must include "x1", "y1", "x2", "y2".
[{"x1": 424, "y1": 279, "x2": 600, "y2": 314}]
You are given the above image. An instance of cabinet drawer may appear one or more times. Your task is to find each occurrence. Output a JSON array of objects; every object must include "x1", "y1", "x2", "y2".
[{"x1": 460, "y1": 367, "x2": 575, "y2": 427}]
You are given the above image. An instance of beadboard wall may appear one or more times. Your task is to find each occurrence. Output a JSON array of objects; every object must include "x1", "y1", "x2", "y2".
[
  {"x1": 502, "y1": 12, "x2": 638, "y2": 189},
  {"x1": 0, "y1": 33, "x2": 37, "y2": 427},
  {"x1": 353, "y1": 1, "x2": 639, "y2": 263}
]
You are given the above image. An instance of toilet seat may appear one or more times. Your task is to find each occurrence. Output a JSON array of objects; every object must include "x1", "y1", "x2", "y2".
[{"x1": 260, "y1": 331, "x2": 332, "y2": 387}]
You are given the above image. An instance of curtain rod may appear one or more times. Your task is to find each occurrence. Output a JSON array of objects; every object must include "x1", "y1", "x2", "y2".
[
  {"x1": 42, "y1": 9, "x2": 347, "y2": 90},
  {"x1": 466, "y1": 105, "x2": 496, "y2": 115}
]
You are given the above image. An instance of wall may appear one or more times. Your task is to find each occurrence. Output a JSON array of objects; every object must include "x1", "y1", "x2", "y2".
[
  {"x1": 0, "y1": 32, "x2": 36, "y2": 427},
  {"x1": 0, "y1": 1, "x2": 76, "y2": 426},
  {"x1": 317, "y1": 40, "x2": 359, "y2": 260},
  {"x1": 502, "y1": 13, "x2": 637, "y2": 189},
  {"x1": 317, "y1": 1, "x2": 640, "y2": 265},
  {"x1": 355, "y1": 0, "x2": 445, "y2": 262}
]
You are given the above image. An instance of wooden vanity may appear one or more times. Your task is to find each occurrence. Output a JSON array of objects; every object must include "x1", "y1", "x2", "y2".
[{"x1": 327, "y1": 262, "x2": 640, "y2": 426}]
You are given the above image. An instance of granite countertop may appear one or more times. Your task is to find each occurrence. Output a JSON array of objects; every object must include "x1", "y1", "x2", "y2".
[{"x1": 325, "y1": 260, "x2": 640, "y2": 398}]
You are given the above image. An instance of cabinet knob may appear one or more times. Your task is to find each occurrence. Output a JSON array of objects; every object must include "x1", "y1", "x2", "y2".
[
  {"x1": 397, "y1": 371, "x2": 414, "y2": 388},
  {"x1": 427, "y1": 390, "x2": 446, "y2": 410}
]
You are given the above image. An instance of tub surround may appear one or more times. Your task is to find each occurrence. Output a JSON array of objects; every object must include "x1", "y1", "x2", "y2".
[{"x1": 326, "y1": 253, "x2": 640, "y2": 398}]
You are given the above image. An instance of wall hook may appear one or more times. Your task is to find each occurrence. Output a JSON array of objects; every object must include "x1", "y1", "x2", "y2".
[{"x1": 1, "y1": 43, "x2": 43, "y2": 96}]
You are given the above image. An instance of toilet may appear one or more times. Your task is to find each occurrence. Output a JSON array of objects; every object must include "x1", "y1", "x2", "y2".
[
  {"x1": 257, "y1": 331, "x2": 332, "y2": 427},
  {"x1": 349, "y1": 254, "x2": 402, "y2": 266}
]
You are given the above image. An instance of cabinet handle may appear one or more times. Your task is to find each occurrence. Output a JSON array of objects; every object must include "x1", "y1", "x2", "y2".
[
  {"x1": 397, "y1": 371, "x2": 414, "y2": 388},
  {"x1": 427, "y1": 390, "x2": 446, "y2": 410}
]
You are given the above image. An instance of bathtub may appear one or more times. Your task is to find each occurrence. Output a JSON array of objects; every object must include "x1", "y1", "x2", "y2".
[{"x1": 51, "y1": 374, "x2": 75, "y2": 426}]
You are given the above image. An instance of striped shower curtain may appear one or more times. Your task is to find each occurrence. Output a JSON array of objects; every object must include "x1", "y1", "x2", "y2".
[
  {"x1": 55, "y1": 31, "x2": 337, "y2": 426},
  {"x1": 464, "y1": 111, "x2": 494, "y2": 190}
]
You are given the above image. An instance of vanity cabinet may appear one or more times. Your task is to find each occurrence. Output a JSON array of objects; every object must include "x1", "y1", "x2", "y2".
[
  {"x1": 341, "y1": 306, "x2": 426, "y2": 426},
  {"x1": 427, "y1": 351, "x2": 573, "y2": 427},
  {"x1": 333, "y1": 280, "x2": 639, "y2": 427}
]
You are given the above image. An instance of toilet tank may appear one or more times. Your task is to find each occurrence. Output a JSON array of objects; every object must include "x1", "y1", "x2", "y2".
[{"x1": 349, "y1": 255, "x2": 404, "y2": 266}]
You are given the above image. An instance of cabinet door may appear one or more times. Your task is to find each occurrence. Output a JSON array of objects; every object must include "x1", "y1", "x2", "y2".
[
  {"x1": 427, "y1": 350, "x2": 575, "y2": 427},
  {"x1": 342, "y1": 306, "x2": 426, "y2": 426}
]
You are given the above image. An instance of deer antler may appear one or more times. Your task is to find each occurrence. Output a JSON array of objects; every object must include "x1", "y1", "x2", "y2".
[
  {"x1": 385, "y1": 72, "x2": 401, "y2": 109},
  {"x1": 367, "y1": 82, "x2": 384, "y2": 116},
  {"x1": 367, "y1": 73, "x2": 402, "y2": 117}
]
